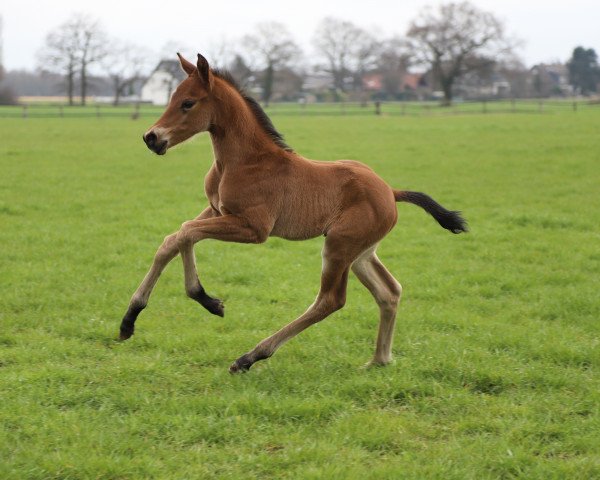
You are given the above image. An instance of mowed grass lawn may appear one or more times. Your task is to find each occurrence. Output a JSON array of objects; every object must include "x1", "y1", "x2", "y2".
[{"x1": 1, "y1": 108, "x2": 599, "y2": 479}]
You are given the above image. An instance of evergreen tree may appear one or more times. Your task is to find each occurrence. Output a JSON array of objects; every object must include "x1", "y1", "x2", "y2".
[{"x1": 568, "y1": 47, "x2": 599, "y2": 95}]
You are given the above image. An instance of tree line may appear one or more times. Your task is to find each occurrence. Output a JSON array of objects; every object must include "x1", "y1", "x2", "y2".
[
  {"x1": 35, "y1": 14, "x2": 152, "y2": 106},
  {"x1": 11, "y1": 2, "x2": 600, "y2": 106}
]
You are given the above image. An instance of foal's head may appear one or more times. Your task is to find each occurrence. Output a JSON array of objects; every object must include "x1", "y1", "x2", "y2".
[{"x1": 143, "y1": 54, "x2": 215, "y2": 155}]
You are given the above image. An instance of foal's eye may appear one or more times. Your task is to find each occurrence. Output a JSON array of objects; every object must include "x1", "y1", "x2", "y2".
[{"x1": 181, "y1": 100, "x2": 196, "y2": 111}]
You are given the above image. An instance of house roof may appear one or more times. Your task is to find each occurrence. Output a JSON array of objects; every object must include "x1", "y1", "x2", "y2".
[
  {"x1": 151, "y1": 60, "x2": 187, "y2": 82},
  {"x1": 402, "y1": 73, "x2": 422, "y2": 90},
  {"x1": 530, "y1": 63, "x2": 568, "y2": 76}
]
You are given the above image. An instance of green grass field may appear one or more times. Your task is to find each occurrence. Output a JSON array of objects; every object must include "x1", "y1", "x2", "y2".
[{"x1": 1, "y1": 108, "x2": 599, "y2": 479}]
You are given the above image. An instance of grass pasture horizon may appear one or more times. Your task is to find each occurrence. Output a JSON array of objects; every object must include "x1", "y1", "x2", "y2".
[{"x1": 1, "y1": 108, "x2": 599, "y2": 478}]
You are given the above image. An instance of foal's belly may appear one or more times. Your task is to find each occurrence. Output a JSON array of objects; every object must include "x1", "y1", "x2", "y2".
[
  {"x1": 270, "y1": 200, "x2": 333, "y2": 241},
  {"x1": 270, "y1": 212, "x2": 328, "y2": 240}
]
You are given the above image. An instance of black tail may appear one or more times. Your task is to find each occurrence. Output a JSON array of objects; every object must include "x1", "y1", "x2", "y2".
[{"x1": 394, "y1": 190, "x2": 468, "y2": 234}]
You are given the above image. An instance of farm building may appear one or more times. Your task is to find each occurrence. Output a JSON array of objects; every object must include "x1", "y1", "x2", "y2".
[
  {"x1": 141, "y1": 60, "x2": 186, "y2": 105},
  {"x1": 530, "y1": 63, "x2": 574, "y2": 97}
]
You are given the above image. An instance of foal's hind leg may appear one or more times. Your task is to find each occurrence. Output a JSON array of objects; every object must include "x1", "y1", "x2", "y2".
[
  {"x1": 351, "y1": 246, "x2": 402, "y2": 366},
  {"x1": 229, "y1": 234, "x2": 355, "y2": 373}
]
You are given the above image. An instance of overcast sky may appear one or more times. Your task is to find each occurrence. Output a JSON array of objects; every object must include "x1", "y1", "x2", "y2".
[{"x1": 2, "y1": 0, "x2": 599, "y2": 71}]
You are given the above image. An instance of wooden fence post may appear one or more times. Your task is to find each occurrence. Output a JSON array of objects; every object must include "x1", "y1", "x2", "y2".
[
  {"x1": 22, "y1": 105, "x2": 28, "y2": 118},
  {"x1": 131, "y1": 103, "x2": 140, "y2": 120}
]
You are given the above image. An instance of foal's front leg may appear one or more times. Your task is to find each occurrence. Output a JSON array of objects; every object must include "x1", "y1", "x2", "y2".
[
  {"x1": 119, "y1": 232, "x2": 179, "y2": 339},
  {"x1": 176, "y1": 212, "x2": 270, "y2": 314},
  {"x1": 119, "y1": 207, "x2": 217, "y2": 340},
  {"x1": 179, "y1": 232, "x2": 225, "y2": 318}
]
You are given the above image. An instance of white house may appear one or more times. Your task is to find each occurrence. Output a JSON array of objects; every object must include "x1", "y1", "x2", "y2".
[{"x1": 141, "y1": 60, "x2": 186, "y2": 105}]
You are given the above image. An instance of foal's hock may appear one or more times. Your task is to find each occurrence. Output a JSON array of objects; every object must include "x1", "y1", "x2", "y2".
[{"x1": 119, "y1": 53, "x2": 468, "y2": 373}]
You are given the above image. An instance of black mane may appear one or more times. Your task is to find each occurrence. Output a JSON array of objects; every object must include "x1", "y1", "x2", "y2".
[{"x1": 212, "y1": 69, "x2": 292, "y2": 152}]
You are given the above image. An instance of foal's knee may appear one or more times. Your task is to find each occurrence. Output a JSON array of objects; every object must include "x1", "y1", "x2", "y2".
[
  {"x1": 162, "y1": 233, "x2": 178, "y2": 246},
  {"x1": 176, "y1": 222, "x2": 195, "y2": 249},
  {"x1": 155, "y1": 233, "x2": 178, "y2": 262},
  {"x1": 379, "y1": 283, "x2": 402, "y2": 311}
]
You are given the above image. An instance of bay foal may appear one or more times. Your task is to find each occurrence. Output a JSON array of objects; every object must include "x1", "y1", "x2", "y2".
[{"x1": 119, "y1": 53, "x2": 467, "y2": 373}]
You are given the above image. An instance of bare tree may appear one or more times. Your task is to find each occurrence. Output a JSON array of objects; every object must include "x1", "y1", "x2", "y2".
[
  {"x1": 74, "y1": 15, "x2": 108, "y2": 105},
  {"x1": 312, "y1": 17, "x2": 380, "y2": 97},
  {"x1": 0, "y1": 15, "x2": 16, "y2": 105},
  {"x1": 497, "y1": 57, "x2": 530, "y2": 98},
  {"x1": 38, "y1": 14, "x2": 108, "y2": 105},
  {"x1": 352, "y1": 32, "x2": 381, "y2": 96},
  {"x1": 104, "y1": 41, "x2": 151, "y2": 105},
  {"x1": 0, "y1": 77, "x2": 17, "y2": 105},
  {"x1": 37, "y1": 23, "x2": 80, "y2": 105},
  {"x1": 407, "y1": 1, "x2": 513, "y2": 105},
  {"x1": 376, "y1": 36, "x2": 411, "y2": 99},
  {"x1": 228, "y1": 54, "x2": 254, "y2": 87},
  {"x1": 242, "y1": 22, "x2": 301, "y2": 106},
  {"x1": 206, "y1": 37, "x2": 239, "y2": 70}
]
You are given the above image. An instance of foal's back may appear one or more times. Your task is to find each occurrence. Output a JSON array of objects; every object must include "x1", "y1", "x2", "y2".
[{"x1": 269, "y1": 153, "x2": 397, "y2": 241}]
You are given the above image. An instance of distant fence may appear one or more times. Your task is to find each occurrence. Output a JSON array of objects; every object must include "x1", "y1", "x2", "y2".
[
  {"x1": 0, "y1": 104, "x2": 160, "y2": 119},
  {"x1": 267, "y1": 99, "x2": 600, "y2": 116},
  {"x1": 1, "y1": 99, "x2": 599, "y2": 119}
]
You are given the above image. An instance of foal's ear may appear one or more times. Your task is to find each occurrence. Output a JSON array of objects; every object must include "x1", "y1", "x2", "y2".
[
  {"x1": 177, "y1": 53, "x2": 196, "y2": 76},
  {"x1": 196, "y1": 53, "x2": 214, "y2": 90}
]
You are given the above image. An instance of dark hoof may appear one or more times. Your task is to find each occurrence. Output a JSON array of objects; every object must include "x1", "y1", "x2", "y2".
[
  {"x1": 190, "y1": 287, "x2": 225, "y2": 317},
  {"x1": 119, "y1": 322, "x2": 134, "y2": 340},
  {"x1": 229, "y1": 354, "x2": 253, "y2": 374},
  {"x1": 202, "y1": 297, "x2": 225, "y2": 317}
]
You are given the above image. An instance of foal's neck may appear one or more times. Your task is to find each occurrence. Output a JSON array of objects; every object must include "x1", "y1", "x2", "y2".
[{"x1": 208, "y1": 79, "x2": 281, "y2": 169}]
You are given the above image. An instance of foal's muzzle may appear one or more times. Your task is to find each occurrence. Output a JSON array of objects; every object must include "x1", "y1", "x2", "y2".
[{"x1": 143, "y1": 131, "x2": 168, "y2": 155}]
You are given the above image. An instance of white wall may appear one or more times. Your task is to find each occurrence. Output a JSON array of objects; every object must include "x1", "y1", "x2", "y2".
[{"x1": 141, "y1": 71, "x2": 175, "y2": 105}]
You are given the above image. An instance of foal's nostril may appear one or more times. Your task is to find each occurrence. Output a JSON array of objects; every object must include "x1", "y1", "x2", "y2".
[{"x1": 144, "y1": 131, "x2": 157, "y2": 147}]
